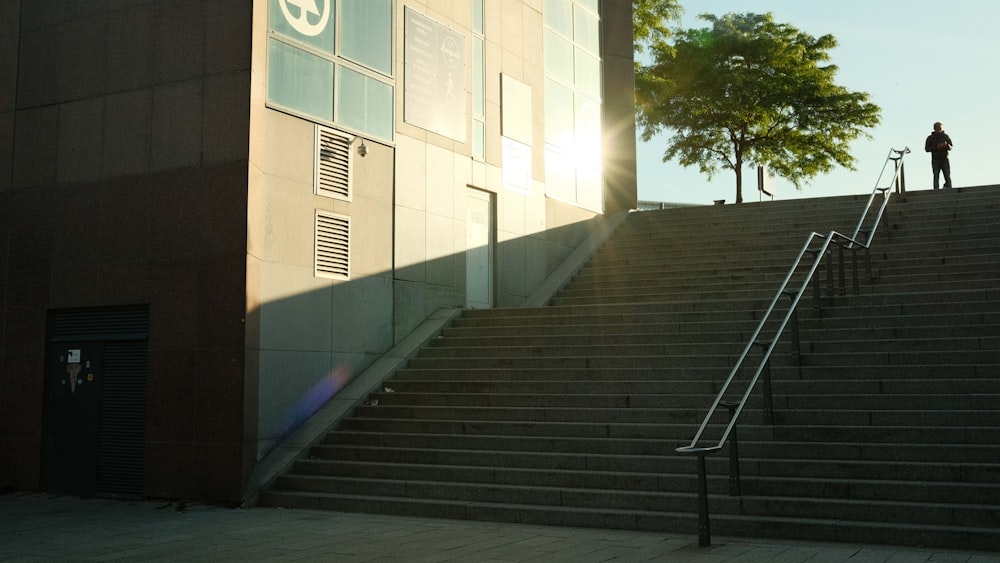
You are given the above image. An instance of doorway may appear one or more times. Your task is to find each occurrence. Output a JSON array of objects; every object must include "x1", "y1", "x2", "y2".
[
  {"x1": 43, "y1": 306, "x2": 149, "y2": 498},
  {"x1": 465, "y1": 188, "x2": 495, "y2": 309}
]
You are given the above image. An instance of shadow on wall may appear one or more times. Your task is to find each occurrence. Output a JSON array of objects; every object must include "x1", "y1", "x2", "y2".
[{"x1": 246, "y1": 213, "x2": 610, "y2": 460}]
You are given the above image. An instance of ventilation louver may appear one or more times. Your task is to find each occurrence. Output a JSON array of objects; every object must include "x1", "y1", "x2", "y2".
[
  {"x1": 315, "y1": 126, "x2": 352, "y2": 201},
  {"x1": 315, "y1": 211, "x2": 350, "y2": 280}
]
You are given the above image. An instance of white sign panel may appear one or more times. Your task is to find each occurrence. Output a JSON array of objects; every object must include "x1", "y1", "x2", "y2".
[
  {"x1": 404, "y1": 8, "x2": 467, "y2": 142},
  {"x1": 502, "y1": 137, "x2": 532, "y2": 195}
]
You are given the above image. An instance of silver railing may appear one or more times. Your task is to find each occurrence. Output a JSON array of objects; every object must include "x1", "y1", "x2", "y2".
[{"x1": 675, "y1": 147, "x2": 911, "y2": 547}]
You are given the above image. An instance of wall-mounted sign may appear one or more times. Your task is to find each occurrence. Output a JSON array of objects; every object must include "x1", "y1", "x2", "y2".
[
  {"x1": 502, "y1": 137, "x2": 531, "y2": 196},
  {"x1": 404, "y1": 8, "x2": 466, "y2": 142}
]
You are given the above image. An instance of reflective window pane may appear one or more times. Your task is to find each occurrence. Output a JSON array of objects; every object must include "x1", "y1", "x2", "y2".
[
  {"x1": 473, "y1": 38, "x2": 485, "y2": 117},
  {"x1": 574, "y1": 49, "x2": 601, "y2": 99},
  {"x1": 341, "y1": 0, "x2": 392, "y2": 76},
  {"x1": 337, "y1": 66, "x2": 394, "y2": 140},
  {"x1": 574, "y1": 5, "x2": 599, "y2": 55},
  {"x1": 575, "y1": 93, "x2": 601, "y2": 162},
  {"x1": 544, "y1": 79, "x2": 574, "y2": 148},
  {"x1": 269, "y1": 0, "x2": 335, "y2": 55},
  {"x1": 544, "y1": 0, "x2": 573, "y2": 38},
  {"x1": 576, "y1": 164, "x2": 603, "y2": 210},
  {"x1": 543, "y1": 0, "x2": 603, "y2": 211},
  {"x1": 473, "y1": 0, "x2": 484, "y2": 34},
  {"x1": 577, "y1": 0, "x2": 598, "y2": 15},
  {"x1": 544, "y1": 146, "x2": 576, "y2": 202},
  {"x1": 267, "y1": 38, "x2": 334, "y2": 121},
  {"x1": 544, "y1": 30, "x2": 574, "y2": 85}
]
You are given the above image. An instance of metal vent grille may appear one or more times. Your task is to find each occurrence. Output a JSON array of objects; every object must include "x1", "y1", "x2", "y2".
[
  {"x1": 98, "y1": 341, "x2": 147, "y2": 498},
  {"x1": 315, "y1": 126, "x2": 352, "y2": 201},
  {"x1": 50, "y1": 306, "x2": 149, "y2": 342},
  {"x1": 315, "y1": 211, "x2": 350, "y2": 280}
]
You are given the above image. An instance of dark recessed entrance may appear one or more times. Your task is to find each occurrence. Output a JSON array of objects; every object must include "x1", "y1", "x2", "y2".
[{"x1": 42, "y1": 306, "x2": 149, "y2": 498}]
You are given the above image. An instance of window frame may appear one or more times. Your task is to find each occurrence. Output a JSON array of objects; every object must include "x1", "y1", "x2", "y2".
[
  {"x1": 471, "y1": 0, "x2": 486, "y2": 161},
  {"x1": 543, "y1": 0, "x2": 604, "y2": 212},
  {"x1": 266, "y1": 0, "x2": 396, "y2": 142}
]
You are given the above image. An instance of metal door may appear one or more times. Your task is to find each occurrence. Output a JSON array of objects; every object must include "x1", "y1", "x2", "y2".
[
  {"x1": 42, "y1": 343, "x2": 102, "y2": 496},
  {"x1": 465, "y1": 188, "x2": 494, "y2": 309},
  {"x1": 43, "y1": 306, "x2": 148, "y2": 498}
]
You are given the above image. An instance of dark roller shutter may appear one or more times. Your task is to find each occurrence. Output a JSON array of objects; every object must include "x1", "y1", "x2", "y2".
[
  {"x1": 50, "y1": 306, "x2": 149, "y2": 342},
  {"x1": 98, "y1": 341, "x2": 147, "y2": 497}
]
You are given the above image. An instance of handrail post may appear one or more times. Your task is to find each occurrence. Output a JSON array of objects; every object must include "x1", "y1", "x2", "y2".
[
  {"x1": 696, "y1": 453, "x2": 711, "y2": 547},
  {"x1": 762, "y1": 355, "x2": 774, "y2": 424},
  {"x1": 780, "y1": 291, "x2": 801, "y2": 375},
  {"x1": 865, "y1": 247, "x2": 873, "y2": 282},
  {"x1": 837, "y1": 244, "x2": 847, "y2": 295},
  {"x1": 858, "y1": 228, "x2": 876, "y2": 283},
  {"x1": 825, "y1": 247, "x2": 834, "y2": 301},
  {"x1": 805, "y1": 249, "x2": 824, "y2": 312},
  {"x1": 721, "y1": 401, "x2": 741, "y2": 497},
  {"x1": 851, "y1": 247, "x2": 861, "y2": 294},
  {"x1": 753, "y1": 340, "x2": 775, "y2": 424},
  {"x1": 877, "y1": 187, "x2": 893, "y2": 242},
  {"x1": 791, "y1": 307, "x2": 801, "y2": 377}
]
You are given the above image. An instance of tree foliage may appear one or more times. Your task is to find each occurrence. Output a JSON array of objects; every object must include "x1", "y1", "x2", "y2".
[
  {"x1": 635, "y1": 12, "x2": 882, "y2": 203},
  {"x1": 632, "y1": 0, "x2": 683, "y2": 54}
]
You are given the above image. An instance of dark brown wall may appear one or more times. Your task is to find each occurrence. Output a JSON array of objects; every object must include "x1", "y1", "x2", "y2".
[
  {"x1": 0, "y1": 163, "x2": 250, "y2": 502},
  {"x1": 0, "y1": 1, "x2": 254, "y2": 503}
]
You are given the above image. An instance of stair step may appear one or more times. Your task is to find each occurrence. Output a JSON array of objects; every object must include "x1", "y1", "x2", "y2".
[{"x1": 263, "y1": 186, "x2": 1000, "y2": 551}]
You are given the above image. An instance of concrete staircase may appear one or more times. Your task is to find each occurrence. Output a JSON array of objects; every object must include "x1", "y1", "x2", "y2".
[{"x1": 260, "y1": 186, "x2": 1000, "y2": 551}]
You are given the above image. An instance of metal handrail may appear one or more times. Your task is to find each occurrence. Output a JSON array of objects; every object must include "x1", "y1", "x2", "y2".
[{"x1": 675, "y1": 147, "x2": 910, "y2": 547}]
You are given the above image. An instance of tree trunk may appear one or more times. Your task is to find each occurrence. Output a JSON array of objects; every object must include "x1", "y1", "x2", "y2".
[{"x1": 734, "y1": 158, "x2": 743, "y2": 204}]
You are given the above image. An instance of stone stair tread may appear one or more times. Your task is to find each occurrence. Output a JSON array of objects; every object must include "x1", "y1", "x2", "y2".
[{"x1": 262, "y1": 186, "x2": 1000, "y2": 551}]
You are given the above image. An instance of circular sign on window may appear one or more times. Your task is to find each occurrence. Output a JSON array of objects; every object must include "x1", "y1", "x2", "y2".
[{"x1": 278, "y1": 0, "x2": 331, "y2": 37}]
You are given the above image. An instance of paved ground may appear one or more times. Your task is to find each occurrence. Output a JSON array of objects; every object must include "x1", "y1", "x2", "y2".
[{"x1": 2, "y1": 493, "x2": 999, "y2": 562}]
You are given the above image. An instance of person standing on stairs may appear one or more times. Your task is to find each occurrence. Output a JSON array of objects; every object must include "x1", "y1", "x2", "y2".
[{"x1": 924, "y1": 121, "x2": 953, "y2": 189}]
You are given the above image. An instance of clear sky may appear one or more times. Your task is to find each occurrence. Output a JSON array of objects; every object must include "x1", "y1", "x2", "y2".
[{"x1": 635, "y1": 0, "x2": 1000, "y2": 205}]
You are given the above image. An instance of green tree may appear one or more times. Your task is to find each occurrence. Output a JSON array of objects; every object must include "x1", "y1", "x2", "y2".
[
  {"x1": 636, "y1": 12, "x2": 882, "y2": 204},
  {"x1": 632, "y1": 0, "x2": 683, "y2": 55}
]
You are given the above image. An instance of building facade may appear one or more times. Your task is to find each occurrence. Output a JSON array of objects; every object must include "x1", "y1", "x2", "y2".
[{"x1": 0, "y1": 0, "x2": 637, "y2": 503}]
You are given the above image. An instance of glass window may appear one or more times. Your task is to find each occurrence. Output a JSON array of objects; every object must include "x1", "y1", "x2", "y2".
[
  {"x1": 269, "y1": 0, "x2": 335, "y2": 54},
  {"x1": 340, "y1": 0, "x2": 393, "y2": 76},
  {"x1": 545, "y1": 147, "x2": 576, "y2": 201},
  {"x1": 472, "y1": 1, "x2": 486, "y2": 161},
  {"x1": 268, "y1": 38, "x2": 334, "y2": 122},
  {"x1": 544, "y1": 79, "x2": 574, "y2": 149},
  {"x1": 267, "y1": 0, "x2": 395, "y2": 141},
  {"x1": 473, "y1": 38, "x2": 485, "y2": 117},
  {"x1": 574, "y1": 5, "x2": 599, "y2": 56},
  {"x1": 577, "y1": 0, "x2": 598, "y2": 15},
  {"x1": 544, "y1": 0, "x2": 573, "y2": 38},
  {"x1": 576, "y1": 163, "x2": 602, "y2": 210},
  {"x1": 575, "y1": 93, "x2": 601, "y2": 162},
  {"x1": 473, "y1": 0, "x2": 484, "y2": 35},
  {"x1": 544, "y1": 30, "x2": 574, "y2": 85},
  {"x1": 574, "y1": 49, "x2": 601, "y2": 99},
  {"x1": 337, "y1": 66, "x2": 394, "y2": 140},
  {"x1": 543, "y1": 0, "x2": 603, "y2": 211}
]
